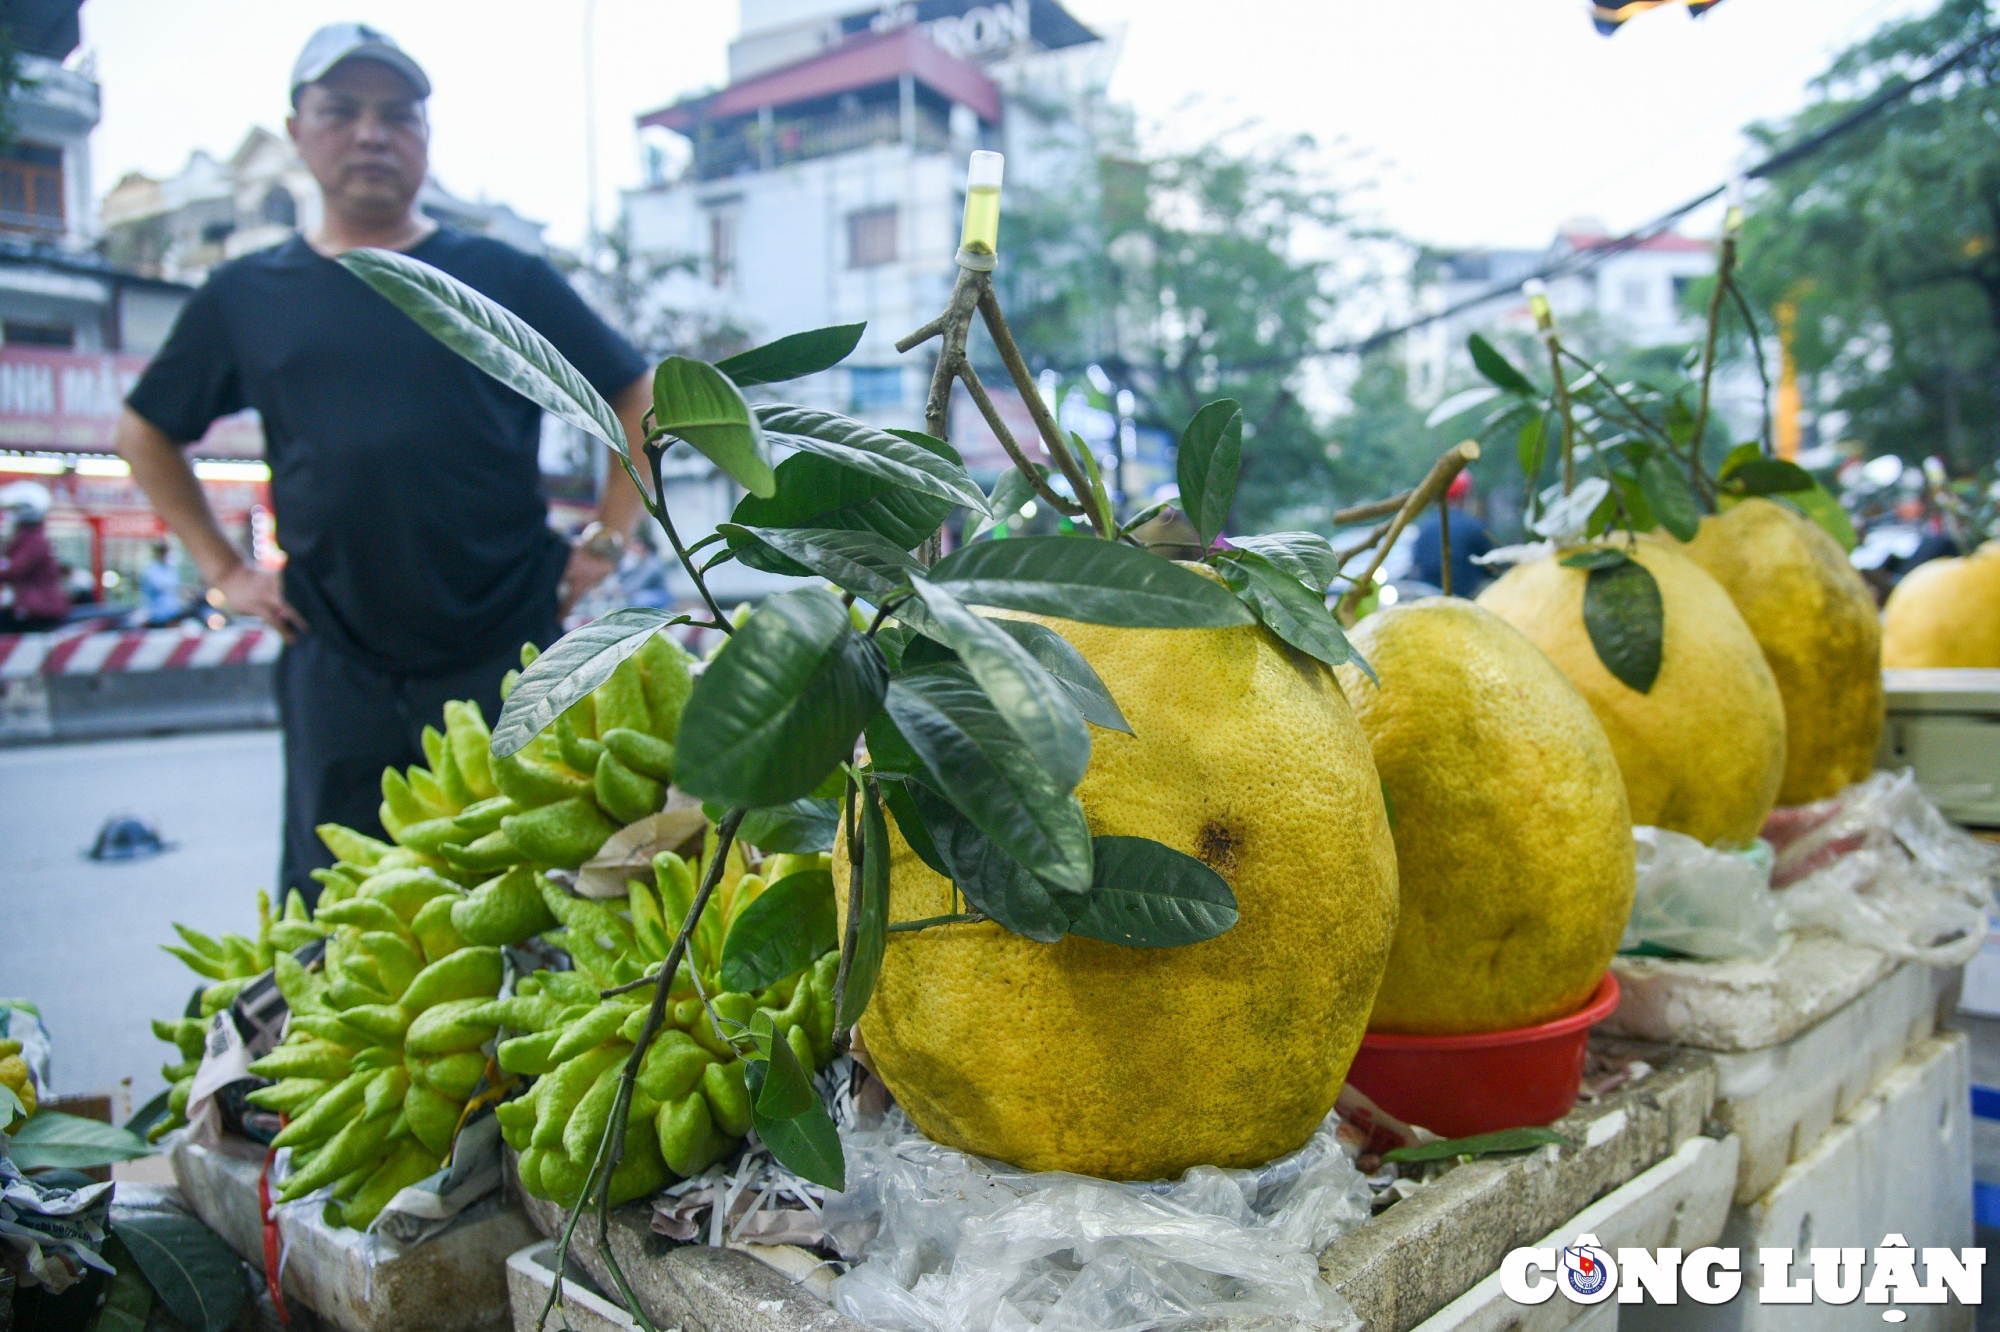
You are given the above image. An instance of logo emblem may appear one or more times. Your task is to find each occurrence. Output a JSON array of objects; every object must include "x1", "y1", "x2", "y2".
[{"x1": 1559, "y1": 1234, "x2": 1618, "y2": 1304}]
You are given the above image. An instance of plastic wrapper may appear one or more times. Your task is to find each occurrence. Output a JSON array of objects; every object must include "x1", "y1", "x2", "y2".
[
  {"x1": 1764, "y1": 769, "x2": 2000, "y2": 967},
  {"x1": 822, "y1": 1100, "x2": 1371, "y2": 1332},
  {"x1": 1623, "y1": 826, "x2": 1783, "y2": 960},
  {"x1": 0, "y1": 1153, "x2": 113, "y2": 1293}
]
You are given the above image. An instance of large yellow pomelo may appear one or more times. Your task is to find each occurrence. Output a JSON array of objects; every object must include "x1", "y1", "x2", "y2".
[
  {"x1": 1338, "y1": 599, "x2": 1633, "y2": 1034},
  {"x1": 1476, "y1": 541, "x2": 1786, "y2": 846},
  {"x1": 1681, "y1": 499, "x2": 1883, "y2": 805},
  {"x1": 838, "y1": 611, "x2": 1398, "y2": 1180},
  {"x1": 1882, "y1": 542, "x2": 2000, "y2": 668}
]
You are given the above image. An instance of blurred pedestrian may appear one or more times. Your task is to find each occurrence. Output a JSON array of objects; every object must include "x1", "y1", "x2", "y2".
[
  {"x1": 0, "y1": 482, "x2": 67, "y2": 633},
  {"x1": 111, "y1": 24, "x2": 656, "y2": 902},
  {"x1": 1411, "y1": 472, "x2": 1493, "y2": 597},
  {"x1": 139, "y1": 540, "x2": 190, "y2": 626}
]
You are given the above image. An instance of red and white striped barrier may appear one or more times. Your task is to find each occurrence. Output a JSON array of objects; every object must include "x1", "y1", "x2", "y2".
[{"x1": 0, "y1": 624, "x2": 280, "y2": 679}]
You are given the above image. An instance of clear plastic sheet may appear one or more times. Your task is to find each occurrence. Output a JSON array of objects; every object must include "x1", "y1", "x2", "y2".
[
  {"x1": 1624, "y1": 826, "x2": 1783, "y2": 960},
  {"x1": 822, "y1": 1102, "x2": 1371, "y2": 1332},
  {"x1": 1764, "y1": 769, "x2": 2000, "y2": 967}
]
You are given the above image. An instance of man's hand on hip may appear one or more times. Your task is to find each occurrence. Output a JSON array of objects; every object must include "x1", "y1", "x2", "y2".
[
  {"x1": 216, "y1": 563, "x2": 310, "y2": 643},
  {"x1": 558, "y1": 543, "x2": 616, "y2": 615}
]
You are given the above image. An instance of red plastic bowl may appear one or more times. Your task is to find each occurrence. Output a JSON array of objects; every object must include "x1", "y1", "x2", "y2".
[{"x1": 1344, "y1": 973, "x2": 1621, "y2": 1140}]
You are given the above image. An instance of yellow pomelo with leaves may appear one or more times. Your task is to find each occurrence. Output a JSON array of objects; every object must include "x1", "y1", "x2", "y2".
[
  {"x1": 837, "y1": 611, "x2": 1398, "y2": 1181},
  {"x1": 1883, "y1": 542, "x2": 2000, "y2": 668},
  {"x1": 1338, "y1": 599, "x2": 1633, "y2": 1034},
  {"x1": 1682, "y1": 498, "x2": 1883, "y2": 804},
  {"x1": 1477, "y1": 540, "x2": 1786, "y2": 847}
]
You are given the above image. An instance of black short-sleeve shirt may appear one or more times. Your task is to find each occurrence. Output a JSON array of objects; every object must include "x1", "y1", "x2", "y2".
[{"x1": 128, "y1": 227, "x2": 646, "y2": 675}]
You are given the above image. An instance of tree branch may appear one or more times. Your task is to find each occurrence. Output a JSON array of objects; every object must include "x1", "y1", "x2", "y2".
[{"x1": 1335, "y1": 441, "x2": 1481, "y2": 625}]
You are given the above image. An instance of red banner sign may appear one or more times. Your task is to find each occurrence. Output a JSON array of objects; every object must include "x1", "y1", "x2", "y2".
[{"x1": 0, "y1": 346, "x2": 262, "y2": 457}]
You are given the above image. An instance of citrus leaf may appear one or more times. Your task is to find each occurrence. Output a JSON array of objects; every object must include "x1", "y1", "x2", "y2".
[
  {"x1": 1177, "y1": 399, "x2": 1242, "y2": 545},
  {"x1": 654, "y1": 356, "x2": 775, "y2": 498},
  {"x1": 716, "y1": 322, "x2": 865, "y2": 387},
  {"x1": 1582, "y1": 558, "x2": 1663, "y2": 693},
  {"x1": 906, "y1": 782, "x2": 1071, "y2": 942},
  {"x1": 124, "y1": 1088, "x2": 172, "y2": 1144},
  {"x1": 883, "y1": 665, "x2": 1093, "y2": 896},
  {"x1": 1559, "y1": 547, "x2": 1629, "y2": 571},
  {"x1": 836, "y1": 782, "x2": 892, "y2": 1031},
  {"x1": 718, "y1": 870, "x2": 837, "y2": 992},
  {"x1": 1229, "y1": 532, "x2": 1341, "y2": 590},
  {"x1": 1638, "y1": 454, "x2": 1701, "y2": 542},
  {"x1": 1468, "y1": 333, "x2": 1537, "y2": 396},
  {"x1": 491, "y1": 610, "x2": 685, "y2": 758},
  {"x1": 337, "y1": 247, "x2": 628, "y2": 456},
  {"x1": 1215, "y1": 550, "x2": 1374, "y2": 681},
  {"x1": 0, "y1": 1081, "x2": 24, "y2": 1129},
  {"x1": 674, "y1": 589, "x2": 888, "y2": 807},
  {"x1": 1720, "y1": 455, "x2": 1814, "y2": 496},
  {"x1": 1518, "y1": 415, "x2": 1548, "y2": 481},
  {"x1": 745, "y1": 1014, "x2": 817, "y2": 1120},
  {"x1": 91, "y1": 1234, "x2": 154, "y2": 1332},
  {"x1": 706, "y1": 797, "x2": 840, "y2": 854},
  {"x1": 1065, "y1": 836, "x2": 1238, "y2": 947},
  {"x1": 746, "y1": 1069, "x2": 845, "y2": 1191},
  {"x1": 1381, "y1": 1126, "x2": 1572, "y2": 1164},
  {"x1": 110, "y1": 1204, "x2": 245, "y2": 1332},
  {"x1": 758, "y1": 405, "x2": 989, "y2": 514},
  {"x1": 719, "y1": 525, "x2": 921, "y2": 604},
  {"x1": 877, "y1": 774, "x2": 952, "y2": 877},
  {"x1": 929, "y1": 535, "x2": 1253, "y2": 628},
  {"x1": 730, "y1": 435, "x2": 958, "y2": 551},
  {"x1": 908, "y1": 577, "x2": 1090, "y2": 790},
  {"x1": 1775, "y1": 482, "x2": 1858, "y2": 551},
  {"x1": 8, "y1": 1110, "x2": 152, "y2": 1171},
  {"x1": 987, "y1": 619, "x2": 1128, "y2": 733}
]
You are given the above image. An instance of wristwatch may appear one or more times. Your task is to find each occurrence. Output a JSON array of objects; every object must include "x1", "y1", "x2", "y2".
[{"x1": 577, "y1": 521, "x2": 627, "y2": 563}]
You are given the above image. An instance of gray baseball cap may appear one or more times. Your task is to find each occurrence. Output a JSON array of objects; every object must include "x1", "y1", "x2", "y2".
[{"x1": 290, "y1": 23, "x2": 431, "y2": 102}]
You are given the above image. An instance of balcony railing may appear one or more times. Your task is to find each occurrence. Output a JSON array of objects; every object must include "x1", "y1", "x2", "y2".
[{"x1": 692, "y1": 105, "x2": 953, "y2": 181}]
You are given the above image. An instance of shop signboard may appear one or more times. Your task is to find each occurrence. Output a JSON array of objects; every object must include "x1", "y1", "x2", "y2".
[{"x1": 0, "y1": 346, "x2": 262, "y2": 458}]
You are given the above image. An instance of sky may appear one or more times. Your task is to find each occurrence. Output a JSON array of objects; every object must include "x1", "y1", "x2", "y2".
[{"x1": 80, "y1": 0, "x2": 1940, "y2": 254}]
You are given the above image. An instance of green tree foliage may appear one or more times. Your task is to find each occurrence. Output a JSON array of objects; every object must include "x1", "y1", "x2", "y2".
[
  {"x1": 998, "y1": 130, "x2": 1362, "y2": 532},
  {"x1": 1734, "y1": 0, "x2": 2000, "y2": 473}
]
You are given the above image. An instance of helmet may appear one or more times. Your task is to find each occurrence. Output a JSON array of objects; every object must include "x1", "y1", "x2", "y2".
[
  {"x1": 1446, "y1": 471, "x2": 1473, "y2": 502},
  {"x1": 1, "y1": 480, "x2": 51, "y2": 522}
]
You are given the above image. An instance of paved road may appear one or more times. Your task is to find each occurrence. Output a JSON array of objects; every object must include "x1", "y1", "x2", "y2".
[{"x1": 0, "y1": 727, "x2": 283, "y2": 1106}]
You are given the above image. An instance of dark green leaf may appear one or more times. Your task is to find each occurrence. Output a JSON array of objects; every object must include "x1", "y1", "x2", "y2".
[
  {"x1": 730, "y1": 435, "x2": 959, "y2": 553},
  {"x1": 1773, "y1": 483, "x2": 1858, "y2": 551},
  {"x1": 654, "y1": 357, "x2": 775, "y2": 497},
  {"x1": 716, "y1": 323, "x2": 866, "y2": 387},
  {"x1": 718, "y1": 871, "x2": 837, "y2": 991},
  {"x1": 492, "y1": 610, "x2": 683, "y2": 758},
  {"x1": 929, "y1": 536, "x2": 1252, "y2": 628},
  {"x1": 1638, "y1": 454, "x2": 1701, "y2": 542},
  {"x1": 1518, "y1": 415, "x2": 1548, "y2": 481},
  {"x1": 124, "y1": 1088, "x2": 172, "y2": 1144},
  {"x1": 1613, "y1": 471, "x2": 1657, "y2": 533},
  {"x1": 750, "y1": 1090, "x2": 845, "y2": 1190},
  {"x1": 863, "y1": 709, "x2": 924, "y2": 777},
  {"x1": 759, "y1": 405, "x2": 989, "y2": 515},
  {"x1": 746, "y1": 1013, "x2": 817, "y2": 1119},
  {"x1": 1071, "y1": 431, "x2": 1118, "y2": 536},
  {"x1": 110, "y1": 1204, "x2": 245, "y2": 1332},
  {"x1": 878, "y1": 774, "x2": 952, "y2": 877},
  {"x1": 1228, "y1": 532, "x2": 1341, "y2": 590},
  {"x1": 719, "y1": 525, "x2": 921, "y2": 604},
  {"x1": 91, "y1": 1233, "x2": 154, "y2": 1332},
  {"x1": 1582, "y1": 559, "x2": 1664, "y2": 693},
  {"x1": 674, "y1": 589, "x2": 888, "y2": 807},
  {"x1": 1176, "y1": 399, "x2": 1242, "y2": 545},
  {"x1": 906, "y1": 784, "x2": 1071, "y2": 942},
  {"x1": 1468, "y1": 333, "x2": 1537, "y2": 396},
  {"x1": 1721, "y1": 455, "x2": 1814, "y2": 496},
  {"x1": 1381, "y1": 1126, "x2": 1572, "y2": 1164},
  {"x1": 337, "y1": 248, "x2": 628, "y2": 456},
  {"x1": 1065, "y1": 836, "x2": 1237, "y2": 947},
  {"x1": 835, "y1": 782, "x2": 892, "y2": 1030},
  {"x1": 972, "y1": 463, "x2": 1054, "y2": 537},
  {"x1": 1559, "y1": 547, "x2": 1630, "y2": 570},
  {"x1": 908, "y1": 577, "x2": 1090, "y2": 790},
  {"x1": 9, "y1": 1111, "x2": 152, "y2": 1171},
  {"x1": 988, "y1": 620, "x2": 1128, "y2": 733},
  {"x1": 709, "y1": 798, "x2": 840, "y2": 854},
  {"x1": 883, "y1": 666, "x2": 1094, "y2": 895},
  {"x1": 1215, "y1": 551, "x2": 1374, "y2": 682},
  {"x1": 873, "y1": 623, "x2": 916, "y2": 671},
  {"x1": 1718, "y1": 440, "x2": 1761, "y2": 476}
]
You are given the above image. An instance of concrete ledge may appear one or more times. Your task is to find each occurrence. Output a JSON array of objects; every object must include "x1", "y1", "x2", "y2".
[
  {"x1": 1604, "y1": 936, "x2": 1900, "y2": 1053},
  {"x1": 0, "y1": 663, "x2": 276, "y2": 745}
]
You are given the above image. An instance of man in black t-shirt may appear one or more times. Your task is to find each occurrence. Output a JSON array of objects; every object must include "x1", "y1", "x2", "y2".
[{"x1": 114, "y1": 24, "x2": 654, "y2": 902}]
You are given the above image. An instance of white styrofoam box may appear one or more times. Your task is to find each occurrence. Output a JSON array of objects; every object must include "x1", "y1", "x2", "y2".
[
  {"x1": 169, "y1": 1136, "x2": 539, "y2": 1332},
  {"x1": 1879, "y1": 668, "x2": 2000, "y2": 829},
  {"x1": 1708, "y1": 960, "x2": 1954, "y2": 1203},
  {"x1": 1625, "y1": 1032, "x2": 1973, "y2": 1332},
  {"x1": 1605, "y1": 936, "x2": 1900, "y2": 1053},
  {"x1": 507, "y1": 1242, "x2": 639, "y2": 1332},
  {"x1": 1414, "y1": 1134, "x2": 1741, "y2": 1332}
]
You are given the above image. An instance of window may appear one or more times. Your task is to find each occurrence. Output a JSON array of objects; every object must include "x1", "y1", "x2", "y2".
[
  {"x1": 848, "y1": 206, "x2": 898, "y2": 268},
  {"x1": 849, "y1": 366, "x2": 904, "y2": 411},
  {"x1": 708, "y1": 209, "x2": 737, "y2": 287},
  {"x1": 1671, "y1": 275, "x2": 1695, "y2": 307},
  {"x1": 0, "y1": 142, "x2": 62, "y2": 235},
  {"x1": 3, "y1": 321, "x2": 73, "y2": 347},
  {"x1": 1621, "y1": 277, "x2": 1650, "y2": 310}
]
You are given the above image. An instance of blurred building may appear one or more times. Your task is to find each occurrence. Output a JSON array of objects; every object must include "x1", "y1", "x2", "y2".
[
  {"x1": 101, "y1": 128, "x2": 546, "y2": 286},
  {"x1": 618, "y1": 0, "x2": 1116, "y2": 597},
  {"x1": 1407, "y1": 222, "x2": 1715, "y2": 406}
]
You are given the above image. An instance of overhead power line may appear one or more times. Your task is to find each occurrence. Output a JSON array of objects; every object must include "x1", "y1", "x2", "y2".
[{"x1": 1279, "y1": 20, "x2": 2000, "y2": 366}]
